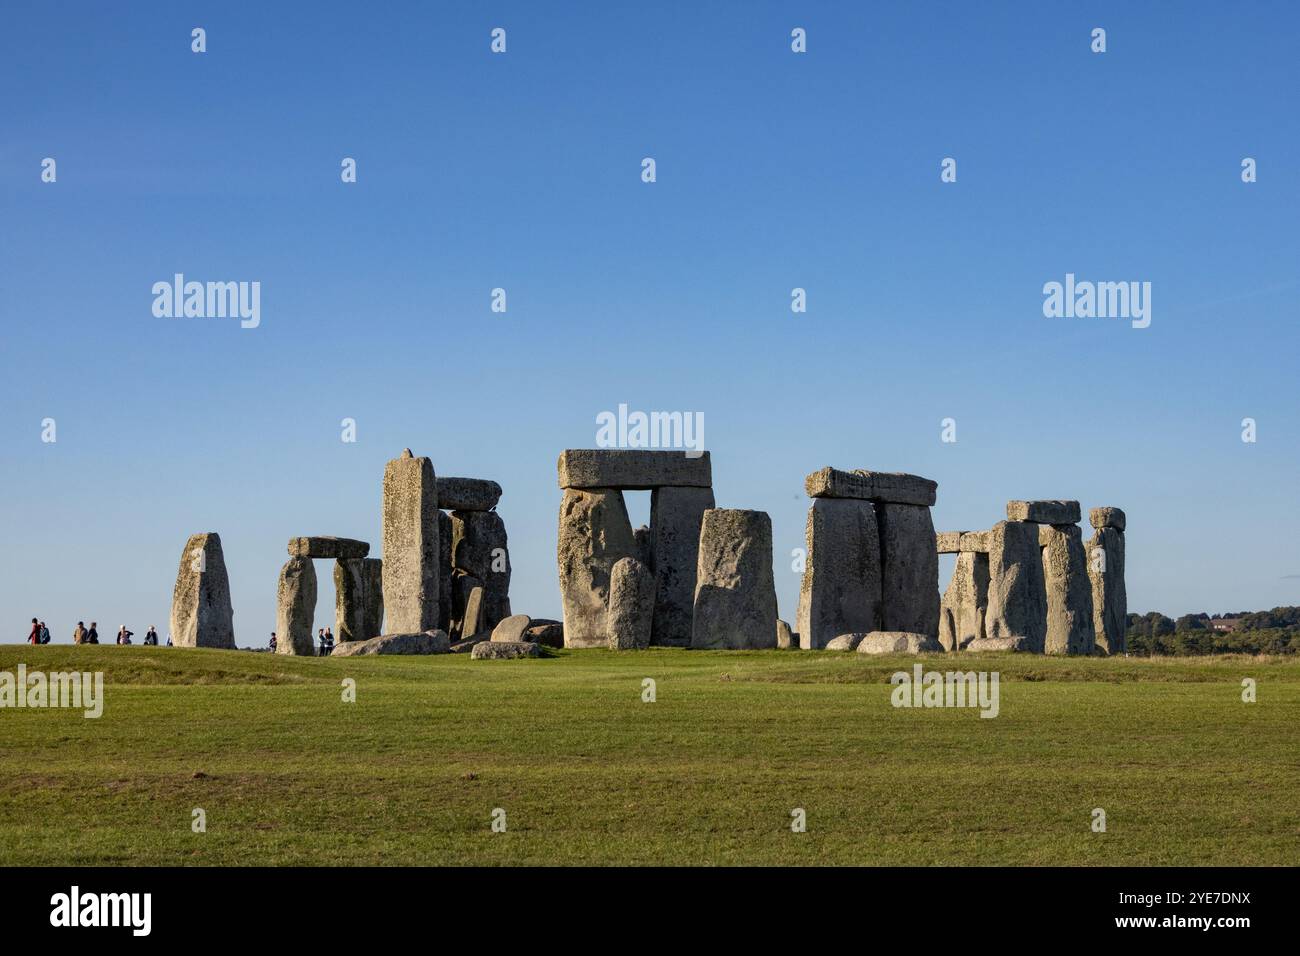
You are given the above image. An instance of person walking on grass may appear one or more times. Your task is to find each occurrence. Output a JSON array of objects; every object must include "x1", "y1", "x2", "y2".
[
  {"x1": 28, "y1": 618, "x2": 40, "y2": 645},
  {"x1": 73, "y1": 621, "x2": 86, "y2": 644}
]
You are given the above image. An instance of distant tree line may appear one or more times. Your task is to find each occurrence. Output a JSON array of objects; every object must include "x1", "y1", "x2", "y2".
[{"x1": 1125, "y1": 607, "x2": 1300, "y2": 655}]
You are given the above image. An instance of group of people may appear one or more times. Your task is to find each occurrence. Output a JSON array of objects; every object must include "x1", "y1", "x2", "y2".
[
  {"x1": 26, "y1": 619, "x2": 164, "y2": 645},
  {"x1": 266, "y1": 628, "x2": 336, "y2": 655}
]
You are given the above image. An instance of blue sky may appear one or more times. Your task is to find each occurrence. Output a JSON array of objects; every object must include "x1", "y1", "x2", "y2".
[{"x1": 2, "y1": 2, "x2": 1297, "y2": 644}]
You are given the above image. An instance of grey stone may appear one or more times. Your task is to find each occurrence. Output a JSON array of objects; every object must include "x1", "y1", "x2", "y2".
[
  {"x1": 557, "y1": 487, "x2": 637, "y2": 648},
  {"x1": 523, "y1": 620, "x2": 564, "y2": 648},
  {"x1": 691, "y1": 509, "x2": 777, "y2": 650},
  {"x1": 1087, "y1": 527, "x2": 1127, "y2": 655},
  {"x1": 360, "y1": 558, "x2": 384, "y2": 639},
  {"x1": 381, "y1": 449, "x2": 439, "y2": 634},
  {"x1": 965, "y1": 636, "x2": 1030, "y2": 652},
  {"x1": 1006, "y1": 500, "x2": 1081, "y2": 525},
  {"x1": 608, "y1": 557, "x2": 655, "y2": 650},
  {"x1": 471, "y1": 640, "x2": 540, "y2": 660},
  {"x1": 330, "y1": 630, "x2": 449, "y2": 656},
  {"x1": 287, "y1": 536, "x2": 370, "y2": 560},
  {"x1": 649, "y1": 485, "x2": 715, "y2": 646},
  {"x1": 984, "y1": 521, "x2": 1047, "y2": 652},
  {"x1": 959, "y1": 531, "x2": 991, "y2": 553},
  {"x1": 449, "y1": 571, "x2": 481, "y2": 638},
  {"x1": 796, "y1": 498, "x2": 882, "y2": 649},
  {"x1": 939, "y1": 551, "x2": 989, "y2": 652},
  {"x1": 334, "y1": 559, "x2": 366, "y2": 643},
  {"x1": 438, "y1": 511, "x2": 452, "y2": 633},
  {"x1": 449, "y1": 636, "x2": 487, "y2": 654},
  {"x1": 557, "y1": 449, "x2": 712, "y2": 490},
  {"x1": 170, "y1": 532, "x2": 236, "y2": 649},
  {"x1": 275, "y1": 556, "x2": 317, "y2": 656},
  {"x1": 935, "y1": 531, "x2": 965, "y2": 554},
  {"x1": 856, "y1": 631, "x2": 943, "y2": 655},
  {"x1": 825, "y1": 632, "x2": 868, "y2": 651},
  {"x1": 804, "y1": 467, "x2": 937, "y2": 506},
  {"x1": 437, "y1": 477, "x2": 502, "y2": 512},
  {"x1": 776, "y1": 619, "x2": 795, "y2": 649},
  {"x1": 633, "y1": 525, "x2": 651, "y2": 566},
  {"x1": 1040, "y1": 524, "x2": 1095, "y2": 655},
  {"x1": 462, "y1": 585, "x2": 485, "y2": 640},
  {"x1": 878, "y1": 502, "x2": 940, "y2": 638},
  {"x1": 450, "y1": 510, "x2": 511, "y2": 632},
  {"x1": 1089, "y1": 506, "x2": 1126, "y2": 532},
  {"x1": 491, "y1": 614, "x2": 532, "y2": 643}
]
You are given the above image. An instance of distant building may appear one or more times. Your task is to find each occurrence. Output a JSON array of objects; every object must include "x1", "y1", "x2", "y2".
[{"x1": 1212, "y1": 618, "x2": 1242, "y2": 632}]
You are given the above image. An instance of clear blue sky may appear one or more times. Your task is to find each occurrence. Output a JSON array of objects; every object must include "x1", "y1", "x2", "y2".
[{"x1": 2, "y1": 2, "x2": 1297, "y2": 644}]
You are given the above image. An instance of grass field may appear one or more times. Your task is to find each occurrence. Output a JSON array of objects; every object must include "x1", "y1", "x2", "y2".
[{"x1": 1, "y1": 644, "x2": 1296, "y2": 866}]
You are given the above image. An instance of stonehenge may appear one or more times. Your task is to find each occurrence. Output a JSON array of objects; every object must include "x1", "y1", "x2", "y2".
[
  {"x1": 691, "y1": 509, "x2": 777, "y2": 650},
  {"x1": 169, "y1": 532, "x2": 236, "y2": 648},
  {"x1": 449, "y1": 508, "x2": 511, "y2": 636},
  {"x1": 275, "y1": 556, "x2": 317, "y2": 655},
  {"x1": 984, "y1": 520, "x2": 1049, "y2": 651},
  {"x1": 1087, "y1": 507, "x2": 1128, "y2": 655},
  {"x1": 608, "y1": 557, "x2": 654, "y2": 650},
  {"x1": 382, "y1": 449, "x2": 440, "y2": 634},
  {"x1": 1039, "y1": 522, "x2": 1095, "y2": 655},
  {"x1": 796, "y1": 498, "x2": 881, "y2": 650},
  {"x1": 857, "y1": 632, "x2": 943, "y2": 655}
]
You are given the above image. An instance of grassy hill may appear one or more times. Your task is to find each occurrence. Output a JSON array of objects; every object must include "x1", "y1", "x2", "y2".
[{"x1": 1, "y1": 645, "x2": 1296, "y2": 866}]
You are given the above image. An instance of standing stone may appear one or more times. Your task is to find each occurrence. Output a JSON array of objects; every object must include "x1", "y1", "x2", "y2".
[
  {"x1": 169, "y1": 532, "x2": 236, "y2": 649},
  {"x1": 796, "y1": 498, "x2": 882, "y2": 650},
  {"x1": 608, "y1": 557, "x2": 655, "y2": 650},
  {"x1": 557, "y1": 488, "x2": 637, "y2": 648},
  {"x1": 939, "y1": 551, "x2": 989, "y2": 651},
  {"x1": 381, "y1": 449, "x2": 439, "y2": 634},
  {"x1": 462, "y1": 585, "x2": 486, "y2": 638},
  {"x1": 776, "y1": 619, "x2": 795, "y2": 649},
  {"x1": 1087, "y1": 525, "x2": 1127, "y2": 655},
  {"x1": 633, "y1": 525, "x2": 651, "y2": 567},
  {"x1": 691, "y1": 509, "x2": 777, "y2": 650},
  {"x1": 877, "y1": 503, "x2": 940, "y2": 638},
  {"x1": 648, "y1": 485, "x2": 715, "y2": 646},
  {"x1": 984, "y1": 521, "x2": 1047, "y2": 651},
  {"x1": 1040, "y1": 524, "x2": 1095, "y2": 655},
  {"x1": 451, "y1": 510, "x2": 511, "y2": 631},
  {"x1": 334, "y1": 558, "x2": 365, "y2": 643},
  {"x1": 438, "y1": 511, "x2": 453, "y2": 633},
  {"x1": 360, "y1": 558, "x2": 384, "y2": 639},
  {"x1": 275, "y1": 556, "x2": 317, "y2": 656}
]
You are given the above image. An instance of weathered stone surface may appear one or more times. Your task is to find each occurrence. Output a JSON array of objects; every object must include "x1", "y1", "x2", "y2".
[
  {"x1": 796, "y1": 498, "x2": 882, "y2": 650},
  {"x1": 287, "y1": 536, "x2": 370, "y2": 560},
  {"x1": 878, "y1": 503, "x2": 940, "y2": 638},
  {"x1": 334, "y1": 559, "x2": 365, "y2": 643},
  {"x1": 523, "y1": 620, "x2": 564, "y2": 648},
  {"x1": 275, "y1": 556, "x2": 317, "y2": 656},
  {"x1": 471, "y1": 640, "x2": 540, "y2": 660},
  {"x1": 984, "y1": 521, "x2": 1047, "y2": 652},
  {"x1": 360, "y1": 558, "x2": 384, "y2": 639},
  {"x1": 436, "y1": 477, "x2": 502, "y2": 512},
  {"x1": 649, "y1": 485, "x2": 715, "y2": 646},
  {"x1": 935, "y1": 531, "x2": 965, "y2": 554},
  {"x1": 438, "y1": 511, "x2": 452, "y2": 633},
  {"x1": 449, "y1": 636, "x2": 487, "y2": 654},
  {"x1": 462, "y1": 585, "x2": 485, "y2": 639},
  {"x1": 776, "y1": 619, "x2": 795, "y2": 649},
  {"x1": 1006, "y1": 500, "x2": 1081, "y2": 525},
  {"x1": 450, "y1": 510, "x2": 511, "y2": 632},
  {"x1": 938, "y1": 551, "x2": 989, "y2": 652},
  {"x1": 633, "y1": 525, "x2": 651, "y2": 566},
  {"x1": 804, "y1": 467, "x2": 937, "y2": 506},
  {"x1": 381, "y1": 449, "x2": 439, "y2": 634},
  {"x1": 170, "y1": 532, "x2": 236, "y2": 649},
  {"x1": 1040, "y1": 524, "x2": 1095, "y2": 655},
  {"x1": 557, "y1": 488, "x2": 637, "y2": 648},
  {"x1": 965, "y1": 636, "x2": 1030, "y2": 652},
  {"x1": 330, "y1": 630, "x2": 449, "y2": 656},
  {"x1": 608, "y1": 557, "x2": 655, "y2": 650},
  {"x1": 825, "y1": 632, "x2": 868, "y2": 651},
  {"x1": 558, "y1": 449, "x2": 712, "y2": 490},
  {"x1": 1089, "y1": 506, "x2": 1126, "y2": 532},
  {"x1": 959, "y1": 531, "x2": 990, "y2": 553},
  {"x1": 691, "y1": 509, "x2": 777, "y2": 650},
  {"x1": 491, "y1": 614, "x2": 532, "y2": 643},
  {"x1": 1087, "y1": 527, "x2": 1127, "y2": 655},
  {"x1": 856, "y1": 631, "x2": 943, "y2": 655},
  {"x1": 450, "y1": 572, "x2": 481, "y2": 638}
]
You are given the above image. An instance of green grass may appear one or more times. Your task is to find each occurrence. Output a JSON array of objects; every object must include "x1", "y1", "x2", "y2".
[{"x1": 1, "y1": 644, "x2": 1296, "y2": 866}]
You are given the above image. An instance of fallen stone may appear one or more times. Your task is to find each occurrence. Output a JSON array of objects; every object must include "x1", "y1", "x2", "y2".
[
  {"x1": 523, "y1": 620, "x2": 564, "y2": 648},
  {"x1": 878, "y1": 502, "x2": 940, "y2": 637},
  {"x1": 796, "y1": 498, "x2": 882, "y2": 649},
  {"x1": 449, "y1": 636, "x2": 487, "y2": 654},
  {"x1": 776, "y1": 619, "x2": 795, "y2": 649},
  {"x1": 964, "y1": 636, "x2": 1030, "y2": 652},
  {"x1": 984, "y1": 521, "x2": 1047, "y2": 652},
  {"x1": 557, "y1": 449, "x2": 712, "y2": 490},
  {"x1": 856, "y1": 631, "x2": 943, "y2": 655},
  {"x1": 649, "y1": 485, "x2": 715, "y2": 646},
  {"x1": 330, "y1": 630, "x2": 450, "y2": 656},
  {"x1": 804, "y1": 467, "x2": 937, "y2": 506},
  {"x1": 437, "y1": 477, "x2": 502, "y2": 512},
  {"x1": 169, "y1": 532, "x2": 236, "y2": 649},
  {"x1": 287, "y1": 536, "x2": 370, "y2": 560},
  {"x1": 557, "y1": 487, "x2": 637, "y2": 648},
  {"x1": 938, "y1": 551, "x2": 989, "y2": 652},
  {"x1": 381, "y1": 449, "x2": 440, "y2": 633},
  {"x1": 825, "y1": 632, "x2": 868, "y2": 651},
  {"x1": 1089, "y1": 506, "x2": 1126, "y2": 532},
  {"x1": 1087, "y1": 527, "x2": 1127, "y2": 654},
  {"x1": 608, "y1": 557, "x2": 655, "y2": 650},
  {"x1": 1006, "y1": 500, "x2": 1081, "y2": 524},
  {"x1": 1040, "y1": 524, "x2": 1095, "y2": 655},
  {"x1": 491, "y1": 614, "x2": 532, "y2": 643},
  {"x1": 471, "y1": 640, "x2": 540, "y2": 660},
  {"x1": 451, "y1": 509, "x2": 511, "y2": 632},
  {"x1": 275, "y1": 556, "x2": 317, "y2": 656},
  {"x1": 691, "y1": 509, "x2": 777, "y2": 650}
]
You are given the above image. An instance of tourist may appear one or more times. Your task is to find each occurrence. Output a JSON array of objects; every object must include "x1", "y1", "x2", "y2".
[
  {"x1": 86, "y1": 622, "x2": 99, "y2": 644},
  {"x1": 323, "y1": 627, "x2": 335, "y2": 656},
  {"x1": 317, "y1": 628, "x2": 326, "y2": 656},
  {"x1": 166, "y1": 633, "x2": 172, "y2": 647},
  {"x1": 269, "y1": 632, "x2": 277, "y2": 652},
  {"x1": 73, "y1": 621, "x2": 86, "y2": 644},
  {"x1": 117, "y1": 625, "x2": 134, "y2": 645},
  {"x1": 28, "y1": 618, "x2": 40, "y2": 645},
  {"x1": 144, "y1": 626, "x2": 159, "y2": 646},
  {"x1": 39, "y1": 621, "x2": 51, "y2": 644}
]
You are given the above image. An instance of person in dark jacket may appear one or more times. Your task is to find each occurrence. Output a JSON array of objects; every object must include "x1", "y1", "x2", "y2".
[
  {"x1": 144, "y1": 626, "x2": 158, "y2": 646},
  {"x1": 39, "y1": 621, "x2": 50, "y2": 644},
  {"x1": 86, "y1": 622, "x2": 99, "y2": 644}
]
